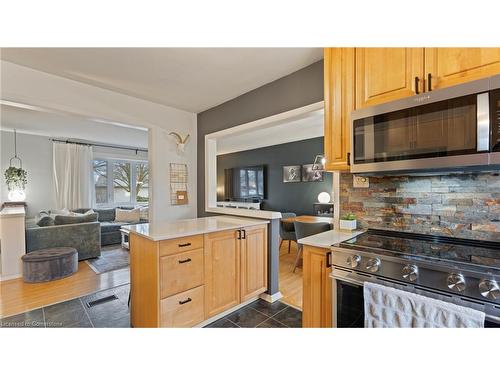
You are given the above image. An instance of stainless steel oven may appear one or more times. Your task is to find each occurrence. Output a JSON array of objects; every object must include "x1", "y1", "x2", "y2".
[
  {"x1": 331, "y1": 266, "x2": 500, "y2": 328},
  {"x1": 350, "y1": 75, "x2": 500, "y2": 174}
]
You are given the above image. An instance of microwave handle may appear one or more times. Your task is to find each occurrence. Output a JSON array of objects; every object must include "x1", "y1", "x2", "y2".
[{"x1": 476, "y1": 92, "x2": 490, "y2": 152}]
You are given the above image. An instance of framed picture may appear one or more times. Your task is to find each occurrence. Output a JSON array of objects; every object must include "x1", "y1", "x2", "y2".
[
  {"x1": 302, "y1": 164, "x2": 324, "y2": 182},
  {"x1": 283, "y1": 165, "x2": 302, "y2": 183}
]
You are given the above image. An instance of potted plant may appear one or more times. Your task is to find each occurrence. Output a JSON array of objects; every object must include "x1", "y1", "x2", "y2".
[
  {"x1": 339, "y1": 213, "x2": 357, "y2": 231},
  {"x1": 4, "y1": 166, "x2": 28, "y2": 200}
]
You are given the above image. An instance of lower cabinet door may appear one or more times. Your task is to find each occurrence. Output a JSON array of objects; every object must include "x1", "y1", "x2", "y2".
[
  {"x1": 204, "y1": 230, "x2": 240, "y2": 318},
  {"x1": 240, "y1": 225, "x2": 268, "y2": 301},
  {"x1": 160, "y1": 285, "x2": 205, "y2": 327},
  {"x1": 302, "y1": 246, "x2": 332, "y2": 328}
]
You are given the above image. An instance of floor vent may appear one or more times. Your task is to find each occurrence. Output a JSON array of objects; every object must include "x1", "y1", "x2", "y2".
[{"x1": 86, "y1": 294, "x2": 119, "y2": 308}]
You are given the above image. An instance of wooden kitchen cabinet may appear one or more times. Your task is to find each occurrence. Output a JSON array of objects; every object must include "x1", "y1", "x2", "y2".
[
  {"x1": 204, "y1": 229, "x2": 241, "y2": 318},
  {"x1": 355, "y1": 48, "x2": 424, "y2": 109},
  {"x1": 302, "y1": 245, "x2": 332, "y2": 328},
  {"x1": 425, "y1": 48, "x2": 500, "y2": 90},
  {"x1": 240, "y1": 225, "x2": 268, "y2": 302},
  {"x1": 324, "y1": 48, "x2": 355, "y2": 171}
]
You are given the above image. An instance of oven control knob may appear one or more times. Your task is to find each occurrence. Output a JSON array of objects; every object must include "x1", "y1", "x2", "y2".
[
  {"x1": 402, "y1": 264, "x2": 418, "y2": 282},
  {"x1": 366, "y1": 258, "x2": 381, "y2": 273},
  {"x1": 447, "y1": 273, "x2": 466, "y2": 292},
  {"x1": 479, "y1": 279, "x2": 500, "y2": 300},
  {"x1": 346, "y1": 254, "x2": 361, "y2": 268}
]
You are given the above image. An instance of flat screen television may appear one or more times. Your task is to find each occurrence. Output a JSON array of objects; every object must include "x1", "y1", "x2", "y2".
[{"x1": 223, "y1": 165, "x2": 265, "y2": 200}]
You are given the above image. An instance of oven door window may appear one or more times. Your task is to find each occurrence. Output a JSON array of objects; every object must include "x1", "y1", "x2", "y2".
[
  {"x1": 353, "y1": 94, "x2": 479, "y2": 164},
  {"x1": 336, "y1": 280, "x2": 364, "y2": 328}
]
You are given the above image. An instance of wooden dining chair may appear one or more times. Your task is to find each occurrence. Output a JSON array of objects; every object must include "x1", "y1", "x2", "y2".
[{"x1": 292, "y1": 222, "x2": 331, "y2": 273}]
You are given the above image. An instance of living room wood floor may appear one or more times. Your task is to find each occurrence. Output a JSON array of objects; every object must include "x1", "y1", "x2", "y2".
[
  {"x1": 0, "y1": 262, "x2": 130, "y2": 318},
  {"x1": 279, "y1": 240, "x2": 302, "y2": 310}
]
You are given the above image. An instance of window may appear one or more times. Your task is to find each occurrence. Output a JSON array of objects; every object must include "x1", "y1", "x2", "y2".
[{"x1": 93, "y1": 158, "x2": 149, "y2": 206}]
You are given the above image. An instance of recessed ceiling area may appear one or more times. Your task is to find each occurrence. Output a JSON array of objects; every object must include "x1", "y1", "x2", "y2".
[
  {"x1": 0, "y1": 104, "x2": 148, "y2": 148},
  {"x1": 0, "y1": 48, "x2": 323, "y2": 113},
  {"x1": 216, "y1": 108, "x2": 324, "y2": 155}
]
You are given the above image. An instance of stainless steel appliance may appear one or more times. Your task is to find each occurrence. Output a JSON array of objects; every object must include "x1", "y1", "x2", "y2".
[
  {"x1": 350, "y1": 75, "x2": 500, "y2": 174},
  {"x1": 330, "y1": 229, "x2": 500, "y2": 327}
]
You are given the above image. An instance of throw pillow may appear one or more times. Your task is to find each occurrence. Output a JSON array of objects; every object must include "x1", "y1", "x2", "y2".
[
  {"x1": 70, "y1": 209, "x2": 95, "y2": 217},
  {"x1": 36, "y1": 212, "x2": 55, "y2": 227},
  {"x1": 139, "y1": 206, "x2": 149, "y2": 221},
  {"x1": 54, "y1": 213, "x2": 98, "y2": 225},
  {"x1": 115, "y1": 207, "x2": 140, "y2": 223}
]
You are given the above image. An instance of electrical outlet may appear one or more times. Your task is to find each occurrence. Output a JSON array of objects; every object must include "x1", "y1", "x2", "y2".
[{"x1": 353, "y1": 175, "x2": 369, "y2": 188}]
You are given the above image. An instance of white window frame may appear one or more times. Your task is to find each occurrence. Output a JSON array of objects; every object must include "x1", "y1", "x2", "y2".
[{"x1": 93, "y1": 157, "x2": 149, "y2": 207}]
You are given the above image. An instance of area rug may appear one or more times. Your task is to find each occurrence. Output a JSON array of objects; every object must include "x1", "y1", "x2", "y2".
[{"x1": 86, "y1": 245, "x2": 129, "y2": 274}]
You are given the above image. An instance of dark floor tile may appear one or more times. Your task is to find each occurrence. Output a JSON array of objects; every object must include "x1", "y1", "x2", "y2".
[
  {"x1": 247, "y1": 299, "x2": 288, "y2": 317},
  {"x1": 256, "y1": 318, "x2": 287, "y2": 328},
  {"x1": 44, "y1": 298, "x2": 92, "y2": 328},
  {"x1": 92, "y1": 314, "x2": 130, "y2": 328},
  {"x1": 226, "y1": 306, "x2": 268, "y2": 328},
  {"x1": 205, "y1": 318, "x2": 239, "y2": 328},
  {"x1": 0, "y1": 308, "x2": 45, "y2": 328},
  {"x1": 273, "y1": 307, "x2": 302, "y2": 328}
]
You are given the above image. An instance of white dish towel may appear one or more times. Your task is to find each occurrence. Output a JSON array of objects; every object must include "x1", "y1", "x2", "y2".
[{"x1": 364, "y1": 282, "x2": 485, "y2": 328}]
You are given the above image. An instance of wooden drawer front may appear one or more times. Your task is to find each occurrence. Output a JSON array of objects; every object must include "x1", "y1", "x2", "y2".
[
  {"x1": 160, "y1": 248, "x2": 204, "y2": 298},
  {"x1": 159, "y1": 234, "x2": 203, "y2": 256},
  {"x1": 160, "y1": 286, "x2": 205, "y2": 327}
]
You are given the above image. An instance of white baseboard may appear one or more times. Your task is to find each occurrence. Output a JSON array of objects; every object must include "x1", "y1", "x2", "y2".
[
  {"x1": 259, "y1": 291, "x2": 283, "y2": 303},
  {"x1": 0, "y1": 273, "x2": 22, "y2": 282}
]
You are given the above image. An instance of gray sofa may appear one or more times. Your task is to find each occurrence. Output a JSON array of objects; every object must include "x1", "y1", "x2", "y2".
[
  {"x1": 26, "y1": 221, "x2": 101, "y2": 261},
  {"x1": 73, "y1": 207, "x2": 147, "y2": 246}
]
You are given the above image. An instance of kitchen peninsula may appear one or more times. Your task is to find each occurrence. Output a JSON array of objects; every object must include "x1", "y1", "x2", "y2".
[{"x1": 127, "y1": 215, "x2": 269, "y2": 327}]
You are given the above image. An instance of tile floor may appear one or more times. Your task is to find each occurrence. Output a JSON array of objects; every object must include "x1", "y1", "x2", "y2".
[{"x1": 1, "y1": 284, "x2": 302, "y2": 328}]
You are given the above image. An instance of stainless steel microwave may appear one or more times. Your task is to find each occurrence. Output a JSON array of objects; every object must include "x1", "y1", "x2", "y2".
[{"x1": 350, "y1": 75, "x2": 500, "y2": 174}]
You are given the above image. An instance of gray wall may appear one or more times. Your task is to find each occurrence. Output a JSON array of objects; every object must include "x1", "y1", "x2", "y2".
[
  {"x1": 217, "y1": 137, "x2": 332, "y2": 215},
  {"x1": 1, "y1": 131, "x2": 56, "y2": 218},
  {"x1": 197, "y1": 60, "x2": 324, "y2": 216}
]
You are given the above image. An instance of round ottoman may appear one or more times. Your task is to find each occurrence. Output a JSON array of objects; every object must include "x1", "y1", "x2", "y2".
[{"x1": 22, "y1": 247, "x2": 78, "y2": 283}]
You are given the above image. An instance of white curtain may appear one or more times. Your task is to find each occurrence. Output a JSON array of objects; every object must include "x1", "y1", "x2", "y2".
[{"x1": 53, "y1": 142, "x2": 93, "y2": 209}]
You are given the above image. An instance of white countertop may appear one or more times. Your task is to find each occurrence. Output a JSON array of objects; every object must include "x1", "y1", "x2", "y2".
[
  {"x1": 298, "y1": 229, "x2": 364, "y2": 248},
  {"x1": 124, "y1": 215, "x2": 269, "y2": 241},
  {"x1": 0, "y1": 206, "x2": 26, "y2": 218},
  {"x1": 205, "y1": 206, "x2": 282, "y2": 219}
]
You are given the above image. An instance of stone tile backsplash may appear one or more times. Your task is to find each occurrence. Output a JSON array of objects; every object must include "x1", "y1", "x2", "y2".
[{"x1": 340, "y1": 173, "x2": 500, "y2": 241}]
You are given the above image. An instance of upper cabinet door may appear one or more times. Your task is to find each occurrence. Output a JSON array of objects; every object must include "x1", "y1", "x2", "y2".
[
  {"x1": 425, "y1": 48, "x2": 500, "y2": 90},
  {"x1": 356, "y1": 48, "x2": 424, "y2": 108},
  {"x1": 324, "y1": 48, "x2": 355, "y2": 171},
  {"x1": 240, "y1": 225, "x2": 267, "y2": 302}
]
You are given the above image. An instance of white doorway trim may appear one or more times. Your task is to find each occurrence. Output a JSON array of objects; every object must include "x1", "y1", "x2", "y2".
[{"x1": 204, "y1": 101, "x2": 324, "y2": 219}]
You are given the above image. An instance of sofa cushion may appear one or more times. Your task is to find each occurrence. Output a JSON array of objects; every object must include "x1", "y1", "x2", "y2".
[
  {"x1": 94, "y1": 208, "x2": 115, "y2": 222},
  {"x1": 100, "y1": 221, "x2": 130, "y2": 233},
  {"x1": 35, "y1": 212, "x2": 55, "y2": 227},
  {"x1": 54, "y1": 213, "x2": 98, "y2": 225}
]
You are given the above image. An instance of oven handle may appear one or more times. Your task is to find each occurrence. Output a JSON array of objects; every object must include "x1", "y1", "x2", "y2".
[{"x1": 330, "y1": 267, "x2": 500, "y2": 325}]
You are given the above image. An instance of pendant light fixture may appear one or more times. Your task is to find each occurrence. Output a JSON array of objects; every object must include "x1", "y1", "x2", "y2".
[{"x1": 4, "y1": 129, "x2": 27, "y2": 201}]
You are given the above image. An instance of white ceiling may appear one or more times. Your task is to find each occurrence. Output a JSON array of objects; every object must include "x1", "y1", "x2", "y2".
[
  {"x1": 0, "y1": 48, "x2": 323, "y2": 113},
  {"x1": 0, "y1": 104, "x2": 148, "y2": 148},
  {"x1": 216, "y1": 109, "x2": 324, "y2": 155}
]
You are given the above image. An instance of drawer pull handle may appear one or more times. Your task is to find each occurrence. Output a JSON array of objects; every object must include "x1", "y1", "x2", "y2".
[
  {"x1": 178, "y1": 242, "x2": 191, "y2": 247},
  {"x1": 178, "y1": 298, "x2": 192, "y2": 305},
  {"x1": 178, "y1": 258, "x2": 192, "y2": 264}
]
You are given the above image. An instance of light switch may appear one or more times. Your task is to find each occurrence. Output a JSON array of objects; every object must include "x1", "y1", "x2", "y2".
[{"x1": 353, "y1": 175, "x2": 369, "y2": 188}]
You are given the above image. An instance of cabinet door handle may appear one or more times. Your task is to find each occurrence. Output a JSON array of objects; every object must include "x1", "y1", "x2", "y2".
[
  {"x1": 415, "y1": 76, "x2": 420, "y2": 95},
  {"x1": 427, "y1": 73, "x2": 432, "y2": 92},
  {"x1": 178, "y1": 258, "x2": 192, "y2": 264},
  {"x1": 326, "y1": 252, "x2": 332, "y2": 268},
  {"x1": 347, "y1": 152, "x2": 351, "y2": 166},
  {"x1": 242, "y1": 229, "x2": 246, "y2": 239},
  {"x1": 178, "y1": 242, "x2": 191, "y2": 247},
  {"x1": 178, "y1": 298, "x2": 192, "y2": 305},
  {"x1": 237, "y1": 229, "x2": 241, "y2": 240}
]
